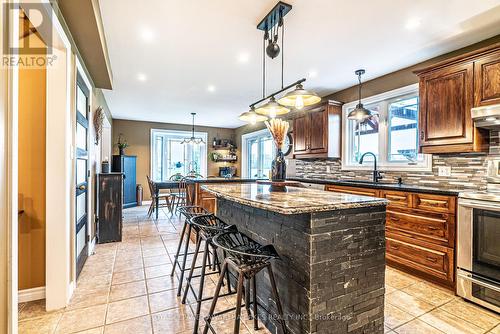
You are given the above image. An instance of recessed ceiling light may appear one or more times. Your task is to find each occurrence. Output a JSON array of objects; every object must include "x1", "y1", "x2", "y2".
[
  {"x1": 237, "y1": 52, "x2": 250, "y2": 63},
  {"x1": 140, "y1": 28, "x2": 155, "y2": 42},
  {"x1": 405, "y1": 18, "x2": 421, "y2": 30},
  {"x1": 308, "y1": 70, "x2": 318, "y2": 78},
  {"x1": 137, "y1": 73, "x2": 147, "y2": 82},
  {"x1": 207, "y1": 85, "x2": 216, "y2": 93}
]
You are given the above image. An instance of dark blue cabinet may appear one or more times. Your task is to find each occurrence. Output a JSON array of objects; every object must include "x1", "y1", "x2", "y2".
[{"x1": 112, "y1": 155, "x2": 137, "y2": 208}]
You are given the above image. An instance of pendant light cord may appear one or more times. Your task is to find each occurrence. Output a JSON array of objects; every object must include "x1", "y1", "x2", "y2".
[
  {"x1": 281, "y1": 12, "x2": 285, "y2": 89},
  {"x1": 358, "y1": 73, "x2": 362, "y2": 104},
  {"x1": 263, "y1": 33, "x2": 266, "y2": 98}
]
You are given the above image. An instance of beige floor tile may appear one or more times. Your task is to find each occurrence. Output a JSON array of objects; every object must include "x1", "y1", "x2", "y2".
[
  {"x1": 109, "y1": 280, "x2": 147, "y2": 302},
  {"x1": 384, "y1": 303, "x2": 414, "y2": 329},
  {"x1": 385, "y1": 285, "x2": 397, "y2": 294},
  {"x1": 74, "y1": 328, "x2": 104, "y2": 334},
  {"x1": 151, "y1": 307, "x2": 195, "y2": 333},
  {"x1": 439, "y1": 299, "x2": 500, "y2": 330},
  {"x1": 142, "y1": 247, "x2": 168, "y2": 258},
  {"x1": 394, "y1": 318, "x2": 444, "y2": 334},
  {"x1": 105, "y1": 296, "x2": 149, "y2": 324},
  {"x1": 385, "y1": 290, "x2": 434, "y2": 316},
  {"x1": 19, "y1": 299, "x2": 58, "y2": 321},
  {"x1": 385, "y1": 269, "x2": 420, "y2": 290},
  {"x1": 145, "y1": 264, "x2": 173, "y2": 279},
  {"x1": 402, "y1": 281, "x2": 455, "y2": 306},
  {"x1": 55, "y1": 304, "x2": 107, "y2": 334},
  {"x1": 113, "y1": 259, "x2": 144, "y2": 273},
  {"x1": 489, "y1": 325, "x2": 500, "y2": 333},
  {"x1": 111, "y1": 268, "x2": 145, "y2": 285},
  {"x1": 103, "y1": 315, "x2": 152, "y2": 334},
  {"x1": 18, "y1": 313, "x2": 62, "y2": 334},
  {"x1": 146, "y1": 276, "x2": 178, "y2": 293},
  {"x1": 66, "y1": 290, "x2": 109, "y2": 310},
  {"x1": 143, "y1": 255, "x2": 171, "y2": 268},
  {"x1": 420, "y1": 309, "x2": 484, "y2": 334},
  {"x1": 148, "y1": 289, "x2": 185, "y2": 313}
]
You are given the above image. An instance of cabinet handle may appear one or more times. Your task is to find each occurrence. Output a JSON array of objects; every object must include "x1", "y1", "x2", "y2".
[
  {"x1": 426, "y1": 256, "x2": 437, "y2": 263},
  {"x1": 390, "y1": 245, "x2": 399, "y2": 250},
  {"x1": 420, "y1": 131, "x2": 424, "y2": 140},
  {"x1": 390, "y1": 217, "x2": 400, "y2": 222},
  {"x1": 427, "y1": 226, "x2": 439, "y2": 230}
]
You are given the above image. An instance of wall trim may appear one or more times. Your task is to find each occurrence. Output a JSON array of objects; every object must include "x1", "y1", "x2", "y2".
[{"x1": 18, "y1": 287, "x2": 45, "y2": 303}]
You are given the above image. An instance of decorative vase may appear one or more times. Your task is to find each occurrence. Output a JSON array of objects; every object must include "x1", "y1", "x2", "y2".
[
  {"x1": 271, "y1": 148, "x2": 286, "y2": 182},
  {"x1": 119, "y1": 147, "x2": 125, "y2": 155}
]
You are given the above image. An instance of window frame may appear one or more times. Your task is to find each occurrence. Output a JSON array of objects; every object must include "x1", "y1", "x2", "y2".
[
  {"x1": 150, "y1": 128, "x2": 208, "y2": 181},
  {"x1": 241, "y1": 128, "x2": 275, "y2": 178},
  {"x1": 341, "y1": 83, "x2": 431, "y2": 172}
]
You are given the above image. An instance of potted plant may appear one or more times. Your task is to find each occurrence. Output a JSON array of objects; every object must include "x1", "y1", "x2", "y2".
[{"x1": 116, "y1": 134, "x2": 129, "y2": 155}]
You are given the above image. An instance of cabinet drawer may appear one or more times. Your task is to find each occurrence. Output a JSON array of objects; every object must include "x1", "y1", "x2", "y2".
[
  {"x1": 380, "y1": 190, "x2": 411, "y2": 209},
  {"x1": 386, "y1": 210, "x2": 454, "y2": 246},
  {"x1": 325, "y1": 185, "x2": 379, "y2": 197},
  {"x1": 413, "y1": 193, "x2": 456, "y2": 213},
  {"x1": 386, "y1": 236, "x2": 453, "y2": 284}
]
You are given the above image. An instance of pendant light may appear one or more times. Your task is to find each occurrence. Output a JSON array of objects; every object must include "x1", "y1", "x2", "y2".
[
  {"x1": 181, "y1": 113, "x2": 205, "y2": 145},
  {"x1": 277, "y1": 83, "x2": 321, "y2": 109},
  {"x1": 347, "y1": 69, "x2": 375, "y2": 121},
  {"x1": 238, "y1": 106, "x2": 268, "y2": 125},
  {"x1": 255, "y1": 96, "x2": 290, "y2": 118}
]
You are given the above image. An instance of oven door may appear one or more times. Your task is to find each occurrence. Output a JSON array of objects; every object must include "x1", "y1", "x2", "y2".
[{"x1": 458, "y1": 199, "x2": 500, "y2": 312}]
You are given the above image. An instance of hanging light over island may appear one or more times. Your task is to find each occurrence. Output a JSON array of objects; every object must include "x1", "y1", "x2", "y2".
[{"x1": 238, "y1": 106, "x2": 268, "y2": 124}]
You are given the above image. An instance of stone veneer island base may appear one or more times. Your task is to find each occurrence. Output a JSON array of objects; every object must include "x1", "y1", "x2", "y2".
[{"x1": 202, "y1": 184, "x2": 388, "y2": 334}]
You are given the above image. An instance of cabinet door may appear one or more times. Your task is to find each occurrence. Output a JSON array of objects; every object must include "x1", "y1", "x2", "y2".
[
  {"x1": 419, "y1": 62, "x2": 474, "y2": 147},
  {"x1": 308, "y1": 109, "x2": 328, "y2": 153},
  {"x1": 123, "y1": 157, "x2": 136, "y2": 206},
  {"x1": 325, "y1": 185, "x2": 379, "y2": 197},
  {"x1": 293, "y1": 115, "x2": 309, "y2": 154},
  {"x1": 474, "y1": 50, "x2": 500, "y2": 107}
]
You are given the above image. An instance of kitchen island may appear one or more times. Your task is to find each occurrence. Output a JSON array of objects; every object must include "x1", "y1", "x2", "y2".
[{"x1": 202, "y1": 183, "x2": 388, "y2": 334}]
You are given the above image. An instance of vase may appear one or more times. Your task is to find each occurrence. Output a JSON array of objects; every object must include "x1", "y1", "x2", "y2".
[
  {"x1": 119, "y1": 147, "x2": 125, "y2": 155},
  {"x1": 271, "y1": 148, "x2": 286, "y2": 182}
]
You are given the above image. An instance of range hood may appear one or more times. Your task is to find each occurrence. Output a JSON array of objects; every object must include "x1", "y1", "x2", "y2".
[{"x1": 472, "y1": 104, "x2": 500, "y2": 129}]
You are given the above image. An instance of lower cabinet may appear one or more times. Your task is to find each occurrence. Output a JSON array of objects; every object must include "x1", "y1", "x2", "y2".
[
  {"x1": 194, "y1": 183, "x2": 217, "y2": 214},
  {"x1": 325, "y1": 184, "x2": 457, "y2": 289}
]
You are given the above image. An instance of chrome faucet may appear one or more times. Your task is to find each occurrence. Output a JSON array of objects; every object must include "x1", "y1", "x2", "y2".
[{"x1": 359, "y1": 152, "x2": 383, "y2": 183}]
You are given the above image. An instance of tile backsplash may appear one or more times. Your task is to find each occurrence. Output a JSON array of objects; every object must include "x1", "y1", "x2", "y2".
[{"x1": 294, "y1": 130, "x2": 500, "y2": 191}]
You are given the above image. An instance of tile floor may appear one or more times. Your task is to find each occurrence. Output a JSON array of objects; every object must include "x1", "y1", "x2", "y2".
[{"x1": 18, "y1": 205, "x2": 500, "y2": 334}]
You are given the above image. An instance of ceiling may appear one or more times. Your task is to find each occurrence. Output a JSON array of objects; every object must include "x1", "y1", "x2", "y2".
[{"x1": 99, "y1": 0, "x2": 500, "y2": 128}]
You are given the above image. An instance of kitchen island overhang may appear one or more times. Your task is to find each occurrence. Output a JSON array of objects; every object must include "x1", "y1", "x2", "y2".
[{"x1": 202, "y1": 183, "x2": 388, "y2": 334}]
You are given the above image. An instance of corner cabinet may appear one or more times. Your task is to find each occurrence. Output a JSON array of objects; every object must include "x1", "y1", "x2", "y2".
[
  {"x1": 414, "y1": 44, "x2": 500, "y2": 154},
  {"x1": 292, "y1": 100, "x2": 342, "y2": 159}
]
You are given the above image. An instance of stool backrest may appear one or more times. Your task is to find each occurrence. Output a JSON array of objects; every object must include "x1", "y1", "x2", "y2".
[
  {"x1": 213, "y1": 231, "x2": 279, "y2": 264},
  {"x1": 178, "y1": 206, "x2": 209, "y2": 220},
  {"x1": 190, "y1": 214, "x2": 236, "y2": 237}
]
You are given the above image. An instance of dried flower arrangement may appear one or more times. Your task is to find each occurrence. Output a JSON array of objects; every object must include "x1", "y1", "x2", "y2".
[
  {"x1": 93, "y1": 106, "x2": 105, "y2": 145},
  {"x1": 265, "y1": 118, "x2": 290, "y2": 149}
]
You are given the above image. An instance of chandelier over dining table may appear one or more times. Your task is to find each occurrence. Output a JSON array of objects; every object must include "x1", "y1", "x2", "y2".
[{"x1": 238, "y1": 1, "x2": 321, "y2": 124}]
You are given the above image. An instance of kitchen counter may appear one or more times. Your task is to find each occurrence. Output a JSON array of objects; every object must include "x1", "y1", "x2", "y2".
[
  {"x1": 289, "y1": 177, "x2": 460, "y2": 196},
  {"x1": 202, "y1": 183, "x2": 387, "y2": 214},
  {"x1": 205, "y1": 183, "x2": 387, "y2": 334},
  {"x1": 189, "y1": 177, "x2": 263, "y2": 183}
]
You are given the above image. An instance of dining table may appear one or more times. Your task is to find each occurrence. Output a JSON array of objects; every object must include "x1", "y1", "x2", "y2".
[{"x1": 151, "y1": 180, "x2": 180, "y2": 219}]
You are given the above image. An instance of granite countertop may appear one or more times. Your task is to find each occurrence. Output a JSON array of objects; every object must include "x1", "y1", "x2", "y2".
[
  {"x1": 202, "y1": 183, "x2": 388, "y2": 215},
  {"x1": 288, "y1": 177, "x2": 460, "y2": 196},
  {"x1": 190, "y1": 177, "x2": 264, "y2": 183}
]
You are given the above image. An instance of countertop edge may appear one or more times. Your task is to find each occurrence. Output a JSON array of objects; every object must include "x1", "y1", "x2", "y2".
[
  {"x1": 288, "y1": 177, "x2": 460, "y2": 196},
  {"x1": 202, "y1": 185, "x2": 388, "y2": 215}
]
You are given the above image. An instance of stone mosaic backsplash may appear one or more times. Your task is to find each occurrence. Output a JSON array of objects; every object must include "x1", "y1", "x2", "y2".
[{"x1": 294, "y1": 130, "x2": 500, "y2": 191}]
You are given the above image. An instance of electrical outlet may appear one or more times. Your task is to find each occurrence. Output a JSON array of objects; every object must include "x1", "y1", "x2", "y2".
[
  {"x1": 438, "y1": 166, "x2": 451, "y2": 177},
  {"x1": 326, "y1": 166, "x2": 331, "y2": 173}
]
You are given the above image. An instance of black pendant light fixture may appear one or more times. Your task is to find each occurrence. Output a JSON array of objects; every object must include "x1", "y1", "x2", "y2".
[
  {"x1": 181, "y1": 113, "x2": 205, "y2": 145},
  {"x1": 240, "y1": 2, "x2": 320, "y2": 123},
  {"x1": 347, "y1": 69, "x2": 375, "y2": 121}
]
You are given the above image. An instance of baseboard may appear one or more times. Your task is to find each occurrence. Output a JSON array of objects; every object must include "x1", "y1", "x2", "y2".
[
  {"x1": 88, "y1": 236, "x2": 97, "y2": 255},
  {"x1": 18, "y1": 286, "x2": 45, "y2": 303}
]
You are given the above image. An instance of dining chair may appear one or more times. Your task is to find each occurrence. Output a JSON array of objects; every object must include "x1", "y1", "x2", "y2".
[{"x1": 146, "y1": 176, "x2": 173, "y2": 217}]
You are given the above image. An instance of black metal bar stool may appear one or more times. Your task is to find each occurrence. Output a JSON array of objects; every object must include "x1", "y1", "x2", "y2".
[
  {"x1": 182, "y1": 214, "x2": 238, "y2": 333},
  {"x1": 204, "y1": 231, "x2": 288, "y2": 334},
  {"x1": 170, "y1": 206, "x2": 212, "y2": 296}
]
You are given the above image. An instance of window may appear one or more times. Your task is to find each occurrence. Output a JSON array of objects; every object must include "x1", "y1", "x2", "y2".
[
  {"x1": 342, "y1": 84, "x2": 430, "y2": 171},
  {"x1": 241, "y1": 129, "x2": 275, "y2": 178},
  {"x1": 151, "y1": 129, "x2": 207, "y2": 181}
]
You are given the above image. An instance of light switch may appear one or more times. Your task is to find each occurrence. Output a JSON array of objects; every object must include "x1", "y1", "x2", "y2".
[{"x1": 438, "y1": 166, "x2": 451, "y2": 177}]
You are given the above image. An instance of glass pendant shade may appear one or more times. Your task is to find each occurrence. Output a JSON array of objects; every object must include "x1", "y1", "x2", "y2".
[
  {"x1": 277, "y1": 83, "x2": 321, "y2": 109},
  {"x1": 255, "y1": 96, "x2": 290, "y2": 118},
  {"x1": 238, "y1": 107, "x2": 268, "y2": 125}
]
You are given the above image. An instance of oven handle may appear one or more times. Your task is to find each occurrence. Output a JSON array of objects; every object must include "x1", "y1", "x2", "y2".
[
  {"x1": 459, "y1": 199, "x2": 500, "y2": 211},
  {"x1": 458, "y1": 272, "x2": 500, "y2": 293}
]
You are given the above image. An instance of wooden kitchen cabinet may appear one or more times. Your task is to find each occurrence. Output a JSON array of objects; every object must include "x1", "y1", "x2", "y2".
[
  {"x1": 414, "y1": 44, "x2": 500, "y2": 154},
  {"x1": 293, "y1": 101, "x2": 342, "y2": 159},
  {"x1": 474, "y1": 49, "x2": 500, "y2": 107},
  {"x1": 325, "y1": 184, "x2": 457, "y2": 289}
]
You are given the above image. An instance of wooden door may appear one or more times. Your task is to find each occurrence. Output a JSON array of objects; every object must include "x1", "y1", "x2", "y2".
[
  {"x1": 419, "y1": 62, "x2": 474, "y2": 147},
  {"x1": 308, "y1": 108, "x2": 328, "y2": 153},
  {"x1": 293, "y1": 115, "x2": 309, "y2": 154},
  {"x1": 474, "y1": 50, "x2": 500, "y2": 107},
  {"x1": 75, "y1": 74, "x2": 90, "y2": 278}
]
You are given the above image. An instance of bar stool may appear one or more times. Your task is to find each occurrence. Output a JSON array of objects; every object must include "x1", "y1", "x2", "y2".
[
  {"x1": 204, "y1": 231, "x2": 288, "y2": 334},
  {"x1": 182, "y1": 214, "x2": 238, "y2": 333},
  {"x1": 171, "y1": 206, "x2": 211, "y2": 296}
]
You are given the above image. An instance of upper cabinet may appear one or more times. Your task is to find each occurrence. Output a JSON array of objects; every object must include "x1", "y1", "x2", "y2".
[
  {"x1": 415, "y1": 44, "x2": 500, "y2": 154},
  {"x1": 293, "y1": 101, "x2": 342, "y2": 159}
]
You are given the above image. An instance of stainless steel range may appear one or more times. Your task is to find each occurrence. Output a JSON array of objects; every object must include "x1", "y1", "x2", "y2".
[{"x1": 457, "y1": 160, "x2": 500, "y2": 313}]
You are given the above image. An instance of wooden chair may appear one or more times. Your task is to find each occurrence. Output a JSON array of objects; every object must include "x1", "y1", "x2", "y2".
[
  {"x1": 147, "y1": 176, "x2": 173, "y2": 217},
  {"x1": 171, "y1": 176, "x2": 197, "y2": 213}
]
